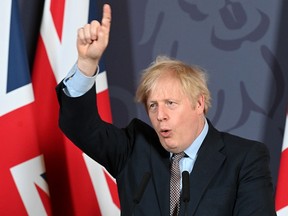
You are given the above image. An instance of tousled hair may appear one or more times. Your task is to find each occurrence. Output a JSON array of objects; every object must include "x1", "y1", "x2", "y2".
[{"x1": 135, "y1": 56, "x2": 211, "y2": 114}]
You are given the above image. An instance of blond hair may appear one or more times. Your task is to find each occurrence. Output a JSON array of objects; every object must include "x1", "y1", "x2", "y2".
[{"x1": 135, "y1": 56, "x2": 211, "y2": 114}]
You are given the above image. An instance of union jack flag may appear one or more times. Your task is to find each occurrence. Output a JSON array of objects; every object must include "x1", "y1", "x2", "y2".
[
  {"x1": 32, "y1": 0, "x2": 120, "y2": 215},
  {"x1": 275, "y1": 110, "x2": 288, "y2": 216},
  {"x1": 0, "y1": 1, "x2": 51, "y2": 215}
]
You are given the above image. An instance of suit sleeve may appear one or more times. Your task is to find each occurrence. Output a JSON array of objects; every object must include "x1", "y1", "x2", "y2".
[
  {"x1": 233, "y1": 142, "x2": 276, "y2": 216},
  {"x1": 55, "y1": 81, "x2": 132, "y2": 177}
]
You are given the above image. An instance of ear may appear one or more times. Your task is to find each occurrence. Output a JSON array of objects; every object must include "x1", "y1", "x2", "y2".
[{"x1": 196, "y1": 95, "x2": 205, "y2": 114}]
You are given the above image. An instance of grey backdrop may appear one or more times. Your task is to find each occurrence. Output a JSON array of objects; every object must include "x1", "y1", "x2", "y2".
[
  {"x1": 104, "y1": 0, "x2": 288, "y2": 187},
  {"x1": 20, "y1": 0, "x2": 288, "y2": 187}
]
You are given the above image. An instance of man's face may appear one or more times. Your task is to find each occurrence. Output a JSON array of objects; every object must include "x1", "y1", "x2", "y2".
[{"x1": 147, "y1": 72, "x2": 205, "y2": 153}]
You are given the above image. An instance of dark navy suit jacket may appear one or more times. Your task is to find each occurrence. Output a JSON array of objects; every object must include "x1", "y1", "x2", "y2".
[{"x1": 56, "y1": 82, "x2": 276, "y2": 216}]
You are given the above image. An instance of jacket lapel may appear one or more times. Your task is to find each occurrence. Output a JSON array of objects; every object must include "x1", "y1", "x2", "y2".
[
  {"x1": 150, "y1": 142, "x2": 171, "y2": 216},
  {"x1": 185, "y1": 123, "x2": 226, "y2": 216}
]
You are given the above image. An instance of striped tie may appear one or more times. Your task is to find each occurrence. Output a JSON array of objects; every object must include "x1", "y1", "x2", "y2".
[{"x1": 170, "y1": 152, "x2": 185, "y2": 216}]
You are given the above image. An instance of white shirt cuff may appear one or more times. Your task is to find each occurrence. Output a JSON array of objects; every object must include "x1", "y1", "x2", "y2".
[{"x1": 63, "y1": 63, "x2": 99, "y2": 97}]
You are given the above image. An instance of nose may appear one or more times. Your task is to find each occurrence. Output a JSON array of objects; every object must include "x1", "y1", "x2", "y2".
[{"x1": 157, "y1": 105, "x2": 168, "y2": 121}]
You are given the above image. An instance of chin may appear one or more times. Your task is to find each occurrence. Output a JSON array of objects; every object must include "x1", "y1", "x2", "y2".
[{"x1": 164, "y1": 144, "x2": 178, "y2": 153}]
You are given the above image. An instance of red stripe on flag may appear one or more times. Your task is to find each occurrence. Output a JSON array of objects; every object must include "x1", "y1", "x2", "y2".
[
  {"x1": 104, "y1": 170, "x2": 121, "y2": 209},
  {"x1": 50, "y1": 0, "x2": 65, "y2": 41},
  {"x1": 0, "y1": 105, "x2": 40, "y2": 161},
  {"x1": 275, "y1": 148, "x2": 288, "y2": 211},
  {"x1": 97, "y1": 89, "x2": 113, "y2": 123},
  {"x1": 35, "y1": 184, "x2": 52, "y2": 216}
]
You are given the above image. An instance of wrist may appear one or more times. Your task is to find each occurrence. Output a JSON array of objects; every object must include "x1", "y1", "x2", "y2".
[{"x1": 77, "y1": 58, "x2": 99, "y2": 76}]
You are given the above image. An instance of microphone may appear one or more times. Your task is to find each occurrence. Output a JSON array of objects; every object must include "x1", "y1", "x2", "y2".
[
  {"x1": 182, "y1": 171, "x2": 190, "y2": 216},
  {"x1": 132, "y1": 172, "x2": 151, "y2": 215}
]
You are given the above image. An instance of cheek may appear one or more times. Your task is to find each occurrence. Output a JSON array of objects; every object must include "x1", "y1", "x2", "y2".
[{"x1": 177, "y1": 114, "x2": 197, "y2": 133}]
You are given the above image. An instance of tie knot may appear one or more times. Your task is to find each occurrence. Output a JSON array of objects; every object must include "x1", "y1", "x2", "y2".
[{"x1": 172, "y1": 152, "x2": 185, "y2": 162}]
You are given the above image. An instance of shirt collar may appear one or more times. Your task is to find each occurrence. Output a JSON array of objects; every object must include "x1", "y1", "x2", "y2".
[
  {"x1": 169, "y1": 118, "x2": 209, "y2": 160},
  {"x1": 184, "y1": 118, "x2": 208, "y2": 161}
]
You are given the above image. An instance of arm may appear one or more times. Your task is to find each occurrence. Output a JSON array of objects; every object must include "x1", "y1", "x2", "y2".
[
  {"x1": 56, "y1": 81, "x2": 131, "y2": 177},
  {"x1": 56, "y1": 4, "x2": 129, "y2": 177}
]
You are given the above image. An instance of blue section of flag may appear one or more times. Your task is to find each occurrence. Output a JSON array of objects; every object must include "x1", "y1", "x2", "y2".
[
  {"x1": 41, "y1": 173, "x2": 47, "y2": 181},
  {"x1": 7, "y1": 0, "x2": 31, "y2": 93},
  {"x1": 98, "y1": 57, "x2": 106, "y2": 73},
  {"x1": 88, "y1": 0, "x2": 106, "y2": 73},
  {"x1": 88, "y1": 0, "x2": 99, "y2": 21}
]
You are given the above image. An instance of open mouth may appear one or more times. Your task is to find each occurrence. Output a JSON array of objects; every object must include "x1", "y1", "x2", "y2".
[{"x1": 160, "y1": 129, "x2": 171, "y2": 137}]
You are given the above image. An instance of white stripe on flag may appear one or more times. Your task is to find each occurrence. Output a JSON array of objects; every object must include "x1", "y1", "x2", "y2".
[
  {"x1": 277, "y1": 205, "x2": 288, "y2": 216},
  {"x1": 83, "y1": 154, "x2": 121, "y2": 216},
  {"x1": 96, "y1": 70, "x2": 108, "y2": 93},
  {"x1": 281, "y1": 115, "x2": 288, "y2": 151}
]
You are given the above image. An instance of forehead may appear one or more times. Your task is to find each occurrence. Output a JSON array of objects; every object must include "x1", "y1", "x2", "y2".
[{"x1": 148, "y1": 73, "x2": 185, "y2": 100}]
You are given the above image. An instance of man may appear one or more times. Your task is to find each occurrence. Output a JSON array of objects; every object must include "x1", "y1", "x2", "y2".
[{"x1": 56, "y1": 4, "x2": 276, "y2": 215}]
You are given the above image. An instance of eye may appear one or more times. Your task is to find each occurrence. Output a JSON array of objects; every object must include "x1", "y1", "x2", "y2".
[
  {"x1": 166, "y1": 100, "x2": 177, "y2": 109},
  {"x1": 148, "y1": 102, "x2": 157, "y2": 111}
]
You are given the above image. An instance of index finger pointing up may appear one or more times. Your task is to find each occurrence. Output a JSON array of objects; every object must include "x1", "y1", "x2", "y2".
[{"x1": 101, "y1": 4, "x2": 112, "y2": 30}]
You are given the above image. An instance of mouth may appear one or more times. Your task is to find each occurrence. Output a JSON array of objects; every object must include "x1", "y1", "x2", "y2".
[{"x1": 159, "y1": 129, "x2": 171, "y2": 138}]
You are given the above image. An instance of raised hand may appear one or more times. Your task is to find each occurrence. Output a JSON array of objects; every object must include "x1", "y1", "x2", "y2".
[{"x1": 77, "y1": 4, "x2": 111, "y2": 76}]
